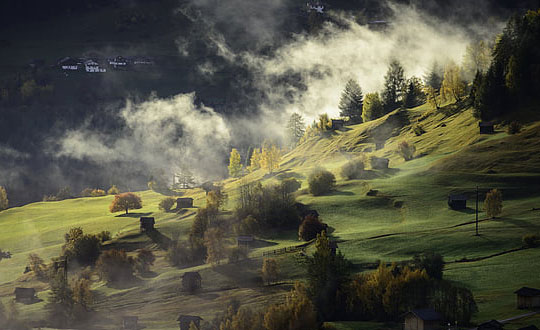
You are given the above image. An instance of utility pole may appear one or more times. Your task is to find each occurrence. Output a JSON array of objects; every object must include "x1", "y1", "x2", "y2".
[{"x1": 475, "y1": 186, "x2": 479, "y2": 236}]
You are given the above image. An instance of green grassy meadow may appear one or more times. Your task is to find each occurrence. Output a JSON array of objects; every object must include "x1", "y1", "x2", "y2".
[{"x1": 1, "y1": 103, "x2": 540, "y2": 328}]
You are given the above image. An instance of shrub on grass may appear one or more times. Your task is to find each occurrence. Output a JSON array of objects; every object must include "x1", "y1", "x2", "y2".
[
  {"x1": 397, "y1": 140, "x2": 416, "y2": 161},
  {"x1": 523, "y1": 233, "x2": 540, "y2": 248},
  {"x1": 412, "y1": 252, "x2": 445, "y2": 280},
  {"x1": 62, "y1": 228, "x2": 102, "y2": 266},
  {"x1": 298, "y1": 215, "x2": 328, "y2": 241},
  {"x1": 96, "y1": 249, "x2": 134, "y2": 283},
  {"x1": 28, "y1": 253, "x2": 48, "y2": 279},
  {"x1": 159, "y1": 197, "x2": 176, "y2": 212},
  {"x1": 340, "y1": 158, "x2": 365, "y2": 180},
  {"x1": 96, "y1": 231, "x2": 112, "y2": 242},
  {"x1": 507, "y1": 121, "x2": 522, "y2": 134},
  {"x1": 308, "y1": 168, "x2": 336, "y2": 196},
  {"x1": 281, "y1": 177, "x2": 301, "y2": 194},
  {"x1": 262, "y1": 258, "x2": 279, "y2": 285},
  {"x1": 135, "y1": 249, "x2": 155, "y2": 274}
]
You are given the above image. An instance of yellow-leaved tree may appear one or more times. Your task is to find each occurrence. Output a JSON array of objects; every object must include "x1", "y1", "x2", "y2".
[
  {"x1": 484, "y1": 189, "x2": 503, "y2": 219},
  {"x1": 248, "y1": 148, "x2": 262, "y2": 172},
  {"x1": 0, "y1": 186, "x2": 8, "y2": 211},
  {"x1": 228, "y1": 148, "x2": 243, "y2": 178},
  {"x1": 260, "y1": 141, "x2": 281, "y2": 173},
  {"x1": 441, "y1": 62, "x2": 466, "y2": 103}
]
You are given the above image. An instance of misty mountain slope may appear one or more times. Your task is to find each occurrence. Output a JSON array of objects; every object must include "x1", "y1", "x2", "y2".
[{"x1": 2, "y1": 102, "x2": 540, "y2": 327}]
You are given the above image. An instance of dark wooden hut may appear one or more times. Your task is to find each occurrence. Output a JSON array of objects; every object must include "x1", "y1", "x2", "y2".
[
  {"x1": 139, "y1": 217, "x2": 155, "y2": 232},
  {"x1": 182, "y1": 272, "x2": 202, "y2": 292},
  {"x1": 177, "y1": 315, "x2": 203, "y2": 330},
  {"x1": 515, "y1": 287, "x2": 540, "y2": 309},
  {"x1": 176, "y1": 198, "x2": 194, "y2": 209},
  {"x1": 448, "y1": 194, "x2": 467, "y2": 210},
  {"x1": 237, "y1": 235, "x2": 254, "y2": 247},
  {"x1": 403, "y1": 308, "x2": 443, "y2": 330},
  {"x1": 479, "y1": 121, "x2": 495, "y2": 134},
  {"x1": 331, "y1": 119, "x2": 345, "y2": 130},
  {"x1": 14, "y1": 287, "x2": 37, "y2": 303}
]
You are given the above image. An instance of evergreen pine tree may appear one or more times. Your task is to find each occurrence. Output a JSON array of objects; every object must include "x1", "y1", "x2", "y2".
[
  {"x1": 382, "y1": 60, "x2": 406, "y2": 113},
  {"x1": 338, "y1": 79, "x2": 364, "y2": 123}
]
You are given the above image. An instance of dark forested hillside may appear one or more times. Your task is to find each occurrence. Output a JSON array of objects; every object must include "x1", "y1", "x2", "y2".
[{"x1": 0, "y1": 0, "x2": 538, "y2": 206}]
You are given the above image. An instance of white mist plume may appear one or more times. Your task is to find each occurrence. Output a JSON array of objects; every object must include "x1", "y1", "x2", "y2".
[
  {"x1": 55, "y1": 93, "x2": 231, "y2": 181},
  {"x1": 186, "y1": 3, "x2": 501, "y2": 123}
]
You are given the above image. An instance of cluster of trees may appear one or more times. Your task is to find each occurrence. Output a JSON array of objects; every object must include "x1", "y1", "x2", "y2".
[
  {"x1": 80, "y1": 185, "x2": 119, "y2": 197},
  {"x1": 472, "y1": 10, "x2": 540, "y2": 120},
  {"x1": 347, "y1": 262, "x2": 477, "y2": 324},
  {"x1": 167, "y1": 188, "x2": 229, "y2": 267},
  {"x1": 209, "y1": 281, "x2": 318, "y2": 330},
  {"x1": 301, "y1": 233, "x2": 477, "y2": 325},
  {"x1": 228, "y1": 142, "x2": 283, "y2": 178},
  {"x1": 236, "y1": 178, "x2": 301, "y2": 235},
  {"x1": 210, "y1": 232, "x2": 461, "y2": 330},
  {"x1": 22, "y1": 225, "x2": 153, "y2": 327},
  {"x1": 337, "y1": 61, "x2": 427, "y2": 126}
]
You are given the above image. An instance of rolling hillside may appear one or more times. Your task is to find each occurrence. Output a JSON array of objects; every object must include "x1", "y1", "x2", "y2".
[{"x1": 1, "y1": 103, "x2": 540, "y2": 329}]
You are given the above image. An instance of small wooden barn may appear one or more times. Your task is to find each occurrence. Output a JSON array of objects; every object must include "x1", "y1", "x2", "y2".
[
  {"x1": 122, "y1": 316, "x2": 138, "y2": 330},
  {"x1": 140, "y1": 217, "x2": 155, "y2": 232},
  {"x1": 515, "y1": 287, "x2": 540, "y2": 309},
  {"x1": 177, "y1": 198, "x2": 194, "y2": 209},
  {"x1": 403, "y1": 308, "x2": 443, "y2": 330},
  {"x1": 177, "y1": 315, "x2": 203, "y2": 330},
  {"x1": 479, "y1": 122, "x2": 495, "y2": 134},
  {"x1": 448, "y1": 194, "x2": 467, "y2": 210},
  {"x1": 370, "y1": 156, "x2": 389, "y2": 170},
  {"x1": 237, "y1": 235, "x2": 254, "y2": 247},
  {"x1": 182, "y1": 272, "x2": 202, "y2": 292},
  {"x1": 477, "y1": 320, "x2": 504, "y2": 330},
  {"x1": 14, "y1": 287, "x2": 37, "y2": 304},
  {"x1": 331, "y1": 119, "x2": 345, "y2": 130}
]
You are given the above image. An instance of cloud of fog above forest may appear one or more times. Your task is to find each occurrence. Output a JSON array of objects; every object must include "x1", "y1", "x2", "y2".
[{"x1": 52, "y1": 1, "x2": 504, "y2": 182}]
